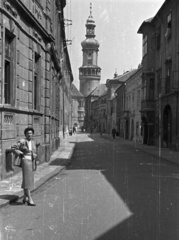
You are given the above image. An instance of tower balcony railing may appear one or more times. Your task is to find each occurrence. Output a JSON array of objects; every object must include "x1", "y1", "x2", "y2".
[{"x1": 79, "y1": 71, "x2": 101, "y2": 77}]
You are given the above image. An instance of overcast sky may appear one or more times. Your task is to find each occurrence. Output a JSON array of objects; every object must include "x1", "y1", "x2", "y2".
[{"x1": 64, "y1": 0, "x2": 165, "y2": 89}]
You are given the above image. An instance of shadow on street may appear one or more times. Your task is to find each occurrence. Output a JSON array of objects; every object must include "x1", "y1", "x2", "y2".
[{"x1": 66, "y1": 133, "x2": 179, "y2": 240}]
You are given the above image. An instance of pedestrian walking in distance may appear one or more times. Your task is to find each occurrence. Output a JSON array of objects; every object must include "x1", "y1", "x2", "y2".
[
  {"x1": 112, "y1": 127, "x2": 116, "y2": 139},
  {"x1": 11, "y1": 127, "x2": 39, "y2": 206},
  {"x1": 73, "y1": 126, "x2": 76, "y2": 134}
]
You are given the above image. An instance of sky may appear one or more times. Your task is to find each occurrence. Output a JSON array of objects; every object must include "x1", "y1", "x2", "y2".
[{"x1": 64, "y1": 0, "x2": 165, "y2": 90}]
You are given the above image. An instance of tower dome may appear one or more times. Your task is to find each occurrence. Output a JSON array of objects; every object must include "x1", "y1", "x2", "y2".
[{"x1": 81, "y1": 38, "x2": 99, "y2": 49}]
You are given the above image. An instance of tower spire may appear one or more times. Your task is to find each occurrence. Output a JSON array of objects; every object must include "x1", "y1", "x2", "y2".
[{"x1": 90, "y1": 2, "x2": 92, "y2": 17}]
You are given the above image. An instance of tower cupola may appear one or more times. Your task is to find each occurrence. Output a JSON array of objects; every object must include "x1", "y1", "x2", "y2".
[
  {"x1": 79, "y1": 3, "x2": 101, "y2": 97},
  {"x1": 85, "y1": 3, "x2": 96, "y2": 38}
]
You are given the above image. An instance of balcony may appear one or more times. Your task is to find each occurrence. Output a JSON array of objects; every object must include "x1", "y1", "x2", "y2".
[{"x1": 78, "y1": 106, "x2": 85, "y2": 112}]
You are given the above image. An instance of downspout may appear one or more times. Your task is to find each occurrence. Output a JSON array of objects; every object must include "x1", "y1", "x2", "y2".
[
  {"x1": 0, "y1": 22, "x2": 4, "y2": 179},
  {"x1": 176, "y1": 92, "x2": 178, "y2": 148},
  {"x1": 63, "y1": 89, "x2": 65, "y2": 138},
  {"x1": 159, "y1": 94, "x2": 162, "y2": 159}
]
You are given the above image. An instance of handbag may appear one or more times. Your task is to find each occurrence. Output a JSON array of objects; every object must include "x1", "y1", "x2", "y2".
[{"x1": 14, "y1": 154, "x2": 22, "y2": 168}]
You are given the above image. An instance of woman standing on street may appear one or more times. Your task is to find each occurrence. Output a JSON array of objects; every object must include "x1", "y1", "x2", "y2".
[{"x1": 11, "y1": 127, "x2": 39, "y2": 206}]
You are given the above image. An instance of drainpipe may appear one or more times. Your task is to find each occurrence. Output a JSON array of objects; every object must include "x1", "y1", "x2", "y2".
[
  {"x1": 159, "y1": 94, "x2": 162, "y2": 158},
  {"x1": 176, "y1": 92, "x2": 178, "y2": 148},
  {"x1": 63, "y1": 90, "x2": 65, "y2": 138}
]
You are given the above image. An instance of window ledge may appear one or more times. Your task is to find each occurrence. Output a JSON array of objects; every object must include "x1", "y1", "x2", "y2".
[{"x1": 0, "y1": 105, "x2": 43, "y2": 115}]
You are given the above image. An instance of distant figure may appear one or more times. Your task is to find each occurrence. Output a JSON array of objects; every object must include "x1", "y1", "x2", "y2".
[
  {"x1": 100, "y1": 129, "x2": 103, "y2": 136},
  {"x1": 112, "y1": 127, "x2": 116, "y2": 139},
  {"x1": 90, "y1": 126, "x2": 93, "y2": 134},
  {"x1": 73, "y1": 126, "x2": 76, "y2": 134}
]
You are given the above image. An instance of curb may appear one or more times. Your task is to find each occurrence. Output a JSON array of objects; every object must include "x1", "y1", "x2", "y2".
[
  {"x1": 133, "y1": 146, "x2": 179, "y2": 166},
  {"x1": 99, "y1": 133, "x2": 179, "y2": 166}
]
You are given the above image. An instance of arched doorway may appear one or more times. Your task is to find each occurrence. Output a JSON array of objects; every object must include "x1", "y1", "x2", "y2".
[
  {"x1": 163, "y1": 105, "x2": 172, "y2": 148},
  {"x1": 142, "y1": 116, "x2": 148, "y2": 144}
]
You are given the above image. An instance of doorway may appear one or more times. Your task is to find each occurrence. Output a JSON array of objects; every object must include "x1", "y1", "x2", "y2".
[
  {"x1": 142, "y1": 116, "x2": 148, "y2": 144},
  {"x1": 163, "y1": 105, "x2": 172, "y2": 147}
]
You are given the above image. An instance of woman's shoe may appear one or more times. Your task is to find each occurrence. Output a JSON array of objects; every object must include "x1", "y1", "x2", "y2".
[{"x1": 27, "y1": 201, "x2": 36, "y2": 206}]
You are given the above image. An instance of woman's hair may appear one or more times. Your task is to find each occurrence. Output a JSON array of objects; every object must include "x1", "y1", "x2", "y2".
[{"x1": 24, "y1": 127, "x2": 35, "y2": 135}]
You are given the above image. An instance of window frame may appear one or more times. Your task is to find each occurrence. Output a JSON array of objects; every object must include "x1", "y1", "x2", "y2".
[
  {"x1": 34, "y1": 52, "x2": 41, "y2": 110},
  {"x1": 142, "y1": 35, "x2": 148, "y2": 57},
  {"x1": 4, "y1": 31, "x2": 15, "y2": 105},
  {"x1": 87, "y1": 52, "x2": 93, "y2": 65},
  {"x1": 165, "y1": 61, "x2": 172, "y2": 93},
  {"x1": 167, "y1": 12, "x2": 172, "y2": 29}
]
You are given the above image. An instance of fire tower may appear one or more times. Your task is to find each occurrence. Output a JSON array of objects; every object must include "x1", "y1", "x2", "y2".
[{"x1": 79, "y1": 3, "x2": 101, "y2": 96}]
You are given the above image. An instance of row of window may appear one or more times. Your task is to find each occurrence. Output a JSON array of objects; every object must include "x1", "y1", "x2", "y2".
[
  {"x1": 4, "y1": 31, "x2": 41, "y2": 109},
  {"x1": 141, "y1": 64, "x2": 174, "y2": 101},
  {"x1": 4, "y1": 30, "x2": 59, "y2": 115},
  {"x1": 126, "y1": 90, "x2": 141, "y2": 110},
  {"x1": 142, "y1": 12, "x2": 172, "y2": 56},
  {"x1": 79, "y1": 68, "x2": 101, "y2": 76}
]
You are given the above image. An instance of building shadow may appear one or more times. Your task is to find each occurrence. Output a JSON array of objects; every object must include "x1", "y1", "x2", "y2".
[
  {"x1": 49, "y1": 158, "x2": 70, "y2": 167},
  {"x1": 66, "y1": 134, "x2": 179, "y2": 240}
]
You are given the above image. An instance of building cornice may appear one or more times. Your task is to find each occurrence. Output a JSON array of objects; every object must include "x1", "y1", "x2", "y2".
[{"x1": 3, "y1": 0, "x2": 54, "y2": 42}]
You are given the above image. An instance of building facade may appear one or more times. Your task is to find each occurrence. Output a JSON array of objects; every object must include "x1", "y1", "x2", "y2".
[
  {"x1": 138, "y1": 0, "x2": 179, "y2": 150},
  {"x1": 79, "y1": 3, "x2": 101, "y2": 97},
  {"x1": 71, "y1": 83, "x2": 85, "y2": 130},
  {"x1": 98, "y1": 90, "x2": 108, "y2": 133},
  {"x1": 125, "y1": 66, "x2": 142, "y2": 142},
  {"x1": 84, "y1": 84, "x2": 107, "y2": 132},
  {"x1": 106, "y1": 70, "x2": 136, "y2": 134},
  {"x1": 0, "y1": 0, "x2": 73, "y2": 179},
  {"x1": 115, "y1": 83, "x2": 126, "y2": 138}
]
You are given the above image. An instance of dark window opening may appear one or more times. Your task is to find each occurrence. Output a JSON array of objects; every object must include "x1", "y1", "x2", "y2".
[
  {"x1": 142, "y1": 35, "x2": 147, "y2": 57},
  {"x1": 34, "y1": 52, "x2": 41, "y2": 110},
  {"x1": 4, "y1": 33, "x2": 13, "y2": 105},
  {"x1": 167, "y1": 13, "x2": 172, "y2": 29},
  {"x1": 165, "y1": 63, "x2": 172, "y2": 93},
  {"x1": 157, "y1": 71, "x2": 161, "y2": 96},
  {"x1": 149, "y1": 78, "x2": 154, "y2": 100},
  {"x1": 156, "y1": 27, "x2": 161, "y2": 49},
  {"x1": 34, "y1": 74, "x2": 37, "y2": 110},
  {"x1": 4, "y1": 60, "x2": 10, "y2": 104}
]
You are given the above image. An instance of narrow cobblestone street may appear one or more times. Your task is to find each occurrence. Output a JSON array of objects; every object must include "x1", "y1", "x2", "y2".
[{"x1": 0, "y1": 133, "x2": 179, "y2": 240}]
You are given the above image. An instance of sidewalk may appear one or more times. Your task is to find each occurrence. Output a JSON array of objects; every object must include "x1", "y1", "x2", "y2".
[
  {"x1": 0, "y1": 134, "x2": 77, "y2": 208},
  {"x1": 101, "y1": 133, "x2": 179, "y2": 166}
]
